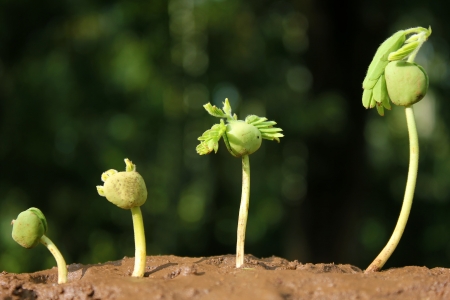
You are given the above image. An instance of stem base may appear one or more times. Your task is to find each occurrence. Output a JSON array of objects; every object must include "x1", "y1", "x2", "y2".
[
  {"x1": 40, "y1": 235, "x2": 67, "y2": 284},
  {"x1": 131, "y1": 206, "x2": 146, "y2": 277},
  {"x1": 236, "y1": 155, "x2": 250, "y2": 268}
]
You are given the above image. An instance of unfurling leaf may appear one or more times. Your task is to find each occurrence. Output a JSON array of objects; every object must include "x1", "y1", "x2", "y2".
[
  {"x1": 196, "y1": 120, "x2": 227, "y2": 155},
  {"x1": 223, "y1": 98, "x2": 233, "y2": 118},
  {"x1": 362, "y1": 26, "x2": 431, "y2": 116},
  {"x1": 388, "y1": 41, "x2": 420, "y2": 61},
  {"x1": 245, "y1": 114, "x2": 284, "y2": 142},
  {"x1": 362, "y1": 30, "x2": 406, "y2": 90},
  {"x1": 203, "y1": 103, "x2": 227, "y2": 118},
  {"x1": 197, "y1": 100, "x2": 284, "y2": 156}
]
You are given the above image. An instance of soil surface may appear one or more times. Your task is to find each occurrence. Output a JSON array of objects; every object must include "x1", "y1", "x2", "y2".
[{"x1": 1, "y1": 255, "x2": 450, "y2": 299}]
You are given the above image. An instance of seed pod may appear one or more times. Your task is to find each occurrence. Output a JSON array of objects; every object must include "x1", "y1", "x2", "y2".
[
  {"x1": 224, "y1": 120, "x2": 262, "y2": 158},
  {"x1": 385, "y1": 61, "x2": 429, "y2": 106},
  {"x1": 12, "y1": 208, "x2": 48, "y2": 249},
  {"x1": 101, "y1": 171, "x2": 147, "y2": 209}
]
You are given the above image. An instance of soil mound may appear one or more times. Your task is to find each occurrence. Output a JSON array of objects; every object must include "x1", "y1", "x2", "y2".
[{"x1": 1, "y1": 255, "x2": 450, "y2": 299}]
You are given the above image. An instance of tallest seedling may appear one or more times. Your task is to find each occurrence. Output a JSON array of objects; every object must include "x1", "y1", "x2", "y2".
[
  {"x1": 362, "y1": 26, "x2": 431, "y2": 273},
  {"x1": 197, "y1": 99, "x2": 283, "y2": 268}
]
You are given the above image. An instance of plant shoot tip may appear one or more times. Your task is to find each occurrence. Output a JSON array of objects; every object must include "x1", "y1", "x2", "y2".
[{"x1": 125, "y1": 158, "x2": 136, "y2": 172}]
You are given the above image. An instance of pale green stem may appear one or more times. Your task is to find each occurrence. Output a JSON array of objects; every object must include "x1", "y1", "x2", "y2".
[
  {"x1": 130, "y1": 206, "x2": 146, "y2": 277},
  {"x1": 40, "y1": 235, "x2": 67, "y2": 284},
  {"x1": 365, "y1": 105, "x2": 419, "y2": 273},
  {"x1": 236, "y1": 154, "x2": 250, "y2": 268}
]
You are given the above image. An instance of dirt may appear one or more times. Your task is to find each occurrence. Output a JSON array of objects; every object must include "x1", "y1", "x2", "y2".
[{"x1": 1, "y1": 255, "x2": 450, "y2": 300}]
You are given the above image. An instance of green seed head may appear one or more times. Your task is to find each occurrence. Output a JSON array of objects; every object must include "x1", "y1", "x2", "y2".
[
  {"x1": 384, "y1": 61, "x2": 429, "y2": 106},
  {"x1": 97, "y1": 159, "x2": 147, "y2": 209},
  {"x1": 12, "y1": 207, "x2": 48, "y2": 249},
  {"x1": 224, "y1": 120, "x2": 262, "y2": 157}
]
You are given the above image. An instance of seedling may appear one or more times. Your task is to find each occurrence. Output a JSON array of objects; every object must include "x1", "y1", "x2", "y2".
[
  {"x1": 97, "y1": 158, "x2": 148, "y2": 277},
  {"x1": 11, "y1": 207, "x2": 68, "y2": 284},
  {"x1": 362, "y1": 26, "x2": 431, "y2": 273},
  {"x1": 197, "y1": 98, "x2": 283, "y2": 268}
]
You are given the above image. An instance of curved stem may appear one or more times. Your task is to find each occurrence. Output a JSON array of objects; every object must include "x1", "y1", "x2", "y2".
[
  {"x1": 365, "y1": 105, "x2": 419, "y2": 273},
  {"x1": 40, "y1": 235, "x2": 67, "y2": 284},
  {"x1": 236, "y1": 155, "x2": 250, "y2": 268},
  {"x1": 130, "y1": 206, "x2": 146, "y2": 277}
]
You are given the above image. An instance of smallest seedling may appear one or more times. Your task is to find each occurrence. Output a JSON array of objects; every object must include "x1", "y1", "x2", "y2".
[{"x1": 11, "y1": 207, "x2": 68, "y2": 284}]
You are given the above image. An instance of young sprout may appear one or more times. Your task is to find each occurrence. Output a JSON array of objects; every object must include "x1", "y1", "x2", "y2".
[
  {"x1": 11, "y1": 207, "x2": 68, "y2": 284},
  {"x1": 362, "y1": 27, "x2": 431, "y2": 273},
  {"x1": 96, "y1": 158, "x2": 148, "y2": 277},
  {"x1": 197, "y1": 98, "x2": 284, "y2": 268}
]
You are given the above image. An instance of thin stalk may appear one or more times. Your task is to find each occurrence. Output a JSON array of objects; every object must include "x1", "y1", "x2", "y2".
[
  {"x1": 40, "y1": 235, "x2": 67, "y2": 284},
  {"x1": 236, "y1": 154, "x2": 250, "y2": 268},
  {"x1": 131, "y1": 206, "x2": 146, "y2": 277},
  {"x1": 365, "y1": 105, "x2": 419, "y2": 273}
]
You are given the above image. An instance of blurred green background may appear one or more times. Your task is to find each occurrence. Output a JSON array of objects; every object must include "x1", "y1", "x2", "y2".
[{"x1": 2, "y1": 0, "x2": 450, "y2": 273}]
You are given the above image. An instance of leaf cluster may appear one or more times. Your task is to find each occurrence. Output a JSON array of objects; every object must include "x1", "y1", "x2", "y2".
[
  {"x1": 362, "y1": 27, "x2": 431, "y2": 116},
  {"x1": 196, "y1": 99, "x2": 284, "y2": 155}
]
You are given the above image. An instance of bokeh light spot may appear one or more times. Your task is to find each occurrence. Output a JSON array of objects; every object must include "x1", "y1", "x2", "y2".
[
  {"x1": 178, "y1": 193, "x2": 205, "y2": 223},
  {"x1": 108, "y1": 114, "x2": 136, "y2": 141},
  {"x1": 286, "y1": 66, "x2": 313, "y2": 93}
]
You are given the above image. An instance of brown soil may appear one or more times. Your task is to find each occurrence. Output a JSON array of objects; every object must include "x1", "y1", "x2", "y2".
[{"x1": 1, "y1": 255, "x2": 450, "y2": 299}]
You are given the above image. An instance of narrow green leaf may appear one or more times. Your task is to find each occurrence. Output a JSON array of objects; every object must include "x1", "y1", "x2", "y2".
[
  {"x1": 376, "y1": 103, "x2": 384, "y2": 116},
  {"x1": 388, "y1": 41, "x2": 420, "y2": 61},
  {"x1": 246, "y1": 116, "x2": 277, "y2": 128},
  {"x1": 244, "y1": 114, "x2": 284, "y2": 142},
  {"x1": 405, "y1": 33, "x2": 420, "y2": 43},
  {"x1": 223, "y1": 98, "x2": 233, "y2": 117},
  {"x1": 203, "y1": 103, "x2": 227, "y2": 118},
  {"x1": 362, "y1": 88, "x2": 372, "y2": 108},
  {"x1": 363, "y1": 78, "x2": 379, "y2": 90},
  {"x1": 373, "y1": 74, "x2": 390, "y2": 109},
  {"x1": 369, "y1": 92, "x2": 376, "y2": 108},
  {"x1": 379, "y1": 74, "x2": 386, "y2": 92},
  {"x1": 380, "y1": 31, "x2": 406, "y2": 60},
  {"x1": 213, "y1": 141, "x2": 219, "y2": 153},
  {"x1": 259, "y1": 127, "x2": 283, "y2": 133},
  {"x1": 245, "y1": 115, "x2": 258, "y2": 123},
  {"x1": 363, "y1": 30, "x2": 405, "y2": 89},
  {"x1": 255, "y1": 121, "x2": 278, "y2": 128},
  {"x1": 261, "y1": 132, "x2": 284, "y2": 142},
  {"x1": 379, "y1": 74, "x2": 391, "y2": 110},
  {"x1": 363, "y1": 63, "x2": 389, "y2": 90},
  {"x1": 373, "y1": 76, "x2": 383, "y2": 104},
  {"x1": 245, "y1": 115, "x2": 268, "y2": 125},
  {"x1": 382, "y1": 95, "x2": 391, "y2": 110},
  {"x1": 262, "y1": 132, "x2": 284, "y2": 138}
]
